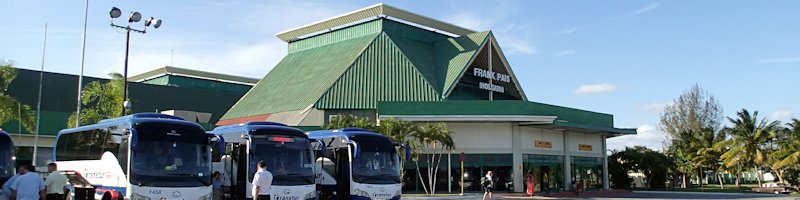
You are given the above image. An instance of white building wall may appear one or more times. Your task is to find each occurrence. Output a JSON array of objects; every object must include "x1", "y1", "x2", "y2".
[
  {"x1": 445, "y1": 122, "x2": 513, "y2": 153},
  {"x1": 520, "y1": 127, "x2": 565, "y2": 155},
  {"x1": 566, "y1": 132, "x2": 604, "y2": 158}
]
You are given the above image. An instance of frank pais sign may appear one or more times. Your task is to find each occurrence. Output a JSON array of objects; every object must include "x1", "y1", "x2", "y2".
[{"x1": 472, "y1": 68, "x2": 510, "y2": 93}]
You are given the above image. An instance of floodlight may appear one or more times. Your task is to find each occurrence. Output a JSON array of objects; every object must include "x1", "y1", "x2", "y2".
[
  {"x1": 153, "y1": 19, "x2": 162, "y2": 29},
  {"x1": 145, "y1": 17, "x2": 154, "y2": 26},
  {"x1": 110, "y1": 7, "x2": 121, "y2": 18},
  {"x1": 129, "y1": 12, "x2": 142, "y2": 23}
]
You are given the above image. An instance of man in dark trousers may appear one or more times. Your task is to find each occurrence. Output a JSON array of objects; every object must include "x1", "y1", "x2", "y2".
[{"x1": 45, "y1": 163, "x2": 68, "y2": 200}]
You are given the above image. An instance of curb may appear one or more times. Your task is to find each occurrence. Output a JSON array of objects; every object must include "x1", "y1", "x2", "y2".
[{"x1": 632, "y1": 190, "x2": 783, "y2": 196}]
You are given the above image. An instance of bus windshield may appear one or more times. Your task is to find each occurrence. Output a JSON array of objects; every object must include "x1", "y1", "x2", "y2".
[
  {"x1": 131, "y1": 125, "x2": 211, "y2": 187},
  {"x1": 249, "y1": 135, "x2": 314, "y2": 186},
  {"x1": 350, "y1": 135, "x2": 401, "y2": 184},
  {"x1": 0, "y1": 138, "x2": 14, "y2": 183}
]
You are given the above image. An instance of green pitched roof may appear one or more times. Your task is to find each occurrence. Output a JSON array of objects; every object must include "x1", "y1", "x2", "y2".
[
  {"x1": 315, "y1": 32, "x2": 441, "y2": 109},
  {"x1": 222, "y1": 19, "x2": 513, "y2": 122},
  {"x1": 436, "y1": 31, "x2": 490, "y2": 97},
  {"x1": 220, "y1": 33, "x2": 380, "y2": 120},
  {"x1": 4, "y1": 68, "x2": 246, "y2": 135}
]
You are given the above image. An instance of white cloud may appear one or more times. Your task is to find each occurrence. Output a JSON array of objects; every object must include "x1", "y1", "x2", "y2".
[
  {"x1": 575, "y1": 83, "x2": 618, "y2": 94},
  {"x1": 558, "y1": 28, "x2": 578, "y2": 35},
  {"x1": 607, "y1": 124, "x2": 667, "y2": 152},
  {"x1": 625, "y1": 3, "x2": 660, "y2": 17},
  {"x1": 555, "y1": 50, "x2": 576, "y2": 57},
  {"x1": 443, "y1": 7, "x2": 537, "y2": 56},
  {"x1": 770, "y1": 110, "x2": 794, "y2": 122},
  {"x1": 756, "y1": 56, "x2": 800, "y2": 64},
  {"x1": 443, "y1": 12, "x2": 495, "y2": 31},
  {"x1": 639, "y1": 102, "x2": 673, "y2": 113}
]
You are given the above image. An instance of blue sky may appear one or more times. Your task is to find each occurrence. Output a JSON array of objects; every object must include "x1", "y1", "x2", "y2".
[{"x1": 2, "y1": 1, "x2": 799, "y2": 151}]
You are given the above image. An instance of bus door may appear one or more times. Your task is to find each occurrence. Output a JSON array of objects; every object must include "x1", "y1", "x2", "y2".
[
  {"x1": 230, "y1": 143, "x2": 247, "y2": 199},
  {"x1": 335, "y1": 147, "x2": 350, "y2": 200}
]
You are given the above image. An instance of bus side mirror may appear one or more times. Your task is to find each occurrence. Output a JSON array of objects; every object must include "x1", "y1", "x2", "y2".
[
  {"x1": 129, "y1": 129, "x2": 139, "y2": 152},
  {"x1": 346, "y1": 140, "x2": 359, "y2": 159},
  {"x1": 402, "y1": 144, "x2": 411, "y2": 161},
  {"x1": 312, "y1": 139, "x2": 326, "y2": 156},
  {"x1": 208, "y1": 134, "x2": 226, "y2": 155}
]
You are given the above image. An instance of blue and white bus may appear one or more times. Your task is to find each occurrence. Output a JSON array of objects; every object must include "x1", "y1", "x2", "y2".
[
  {"x1": 211, "y1": 122, "x2": 317, "y2": 200},
  {"x1": 0, "y1": 130, "x2": 15, "y2": 193},
  {"x1": 54, "y1": 113, "x2": 218, "y2": 200},
  {"x1": 308, "y1": 128, "x2": 405, "y2": 200}
]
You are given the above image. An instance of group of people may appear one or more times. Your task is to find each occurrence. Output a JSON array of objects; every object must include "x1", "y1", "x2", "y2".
[
  {"x1": 209, "y1": 160, "x2": 273, "y2": 200},
  {"x1": 1, "y1": 163, "x2": 68, "y2": 200},
  {"x1": 481, "y1": 170, "x2": 586, "y2": 199}
]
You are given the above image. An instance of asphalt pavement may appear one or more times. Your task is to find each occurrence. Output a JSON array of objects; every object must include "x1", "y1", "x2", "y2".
[{"x1": 401, "y1": 191, "x2": 799, "y2": 200}]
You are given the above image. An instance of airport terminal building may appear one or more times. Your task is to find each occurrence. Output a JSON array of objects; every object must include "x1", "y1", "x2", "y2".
[{"x1": 218, "y1": 4, "x2": 636, "y2": 193}]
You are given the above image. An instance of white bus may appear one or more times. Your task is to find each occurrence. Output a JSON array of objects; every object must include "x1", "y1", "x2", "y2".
[
  {"x1": 308, "y1": 128, "x2": 406, "y2": 200},
  {"x1": 53, "y1": 113, "x2": 219, "y2": 200},
  {"x1": 210, "y1": 122, "x2": 317, "y2": 200},
  {"x1": 0, "y1": 130, "x2": 15, "y2": 198}
]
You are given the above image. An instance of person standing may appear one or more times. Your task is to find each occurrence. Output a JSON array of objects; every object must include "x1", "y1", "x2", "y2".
[
  {"x1": 482, "y1": 171, "x2": 494, "y2": 200},
  {"x1": 10, "y1": 165, "x2": 45, "y2": 200},
  {"x1": 2, "y1": 166, "x2": 25, "y2": 200},
  {"x1": 251, "y1": 160, "x2": 273, "y2": 200},
  {"x1": 44, "y1": 163, "x2": 67, "y2": 200},
  {"x1": 525, "y1": 170, "x2": 535, "y2": 197},
  {"x1": 212, "y1": 171, "x2": 223, "y2": 200}
]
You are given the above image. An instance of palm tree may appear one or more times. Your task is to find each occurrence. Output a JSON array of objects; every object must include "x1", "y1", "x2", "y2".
[
  {"x1": 412, "y1": 123, "x2": 454, "y2": 194},
  {"x1": 375, "y1": 118, "x2": 418, "y2": 179},
  {"x1": 68, "y1": 73, "x2": 126, "y2": 127},
  {"x1": 0, "y1": 62, "x2": 35, "y2": 133},
  {"x1": 715, "y1": 109, "x2": 780, "y2": 188},
  {"x1": 772, "y1": 119, "x2": 800, "y2": 179},
  {"x1": 322, "y1": 115, "x2": 375, "y2": 130},
  {"x1": 692, "y1": 128, "x2": 726, "y2": 188}
]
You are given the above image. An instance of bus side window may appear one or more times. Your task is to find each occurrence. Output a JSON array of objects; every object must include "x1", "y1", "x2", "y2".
[{"x1": 119, "y1": 136, "x2": 129, "y2": 175}]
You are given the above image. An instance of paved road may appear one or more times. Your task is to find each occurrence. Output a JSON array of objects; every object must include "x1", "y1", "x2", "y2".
[{"x1": 402, "y1": 191, "x2": 798, "y2": 200}]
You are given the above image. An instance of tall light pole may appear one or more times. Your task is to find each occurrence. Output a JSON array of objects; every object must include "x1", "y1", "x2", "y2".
[{"x1": 109, "y1": 7, "x2": 162, "y2": 116}]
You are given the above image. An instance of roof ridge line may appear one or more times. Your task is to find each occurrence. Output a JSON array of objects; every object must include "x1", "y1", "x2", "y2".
[
  {"x1": 442, "y1": 31, "x2": 492, "y2": 98},
  {"x1": 382, "y1": 32, "x2": 444, "y2": 98},
  {"x1": 312, "y1": 32, "x2": 383, "y2": 107}
]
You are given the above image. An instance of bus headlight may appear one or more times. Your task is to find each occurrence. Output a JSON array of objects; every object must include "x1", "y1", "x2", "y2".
[
  {"x1": 131, "y1": 193, "x2": 151, "y2": 200},
  {"x1": 198, "y1": 192, "x2": 212, "y2": 200},
  {"x1": 353, "y1": 189, "x2": 369, "y2": 197},
  {"x1": 303, "y1": 191, "x2": 317, "y2": 200}
]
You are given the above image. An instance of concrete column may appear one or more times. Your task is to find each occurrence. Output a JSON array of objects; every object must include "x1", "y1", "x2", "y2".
[
  {"x1": 448, "y1": 152, "x2": 452, "y2": 193},
  {"x1": 602, "y1": 134, "x2": 610, "y2": 190},
  {"x1": 511, "y1": 122, "x2": 523, "y2": 192},
  {"x1": 563, "y1": 131, "x2": 572, "y2": 190}
]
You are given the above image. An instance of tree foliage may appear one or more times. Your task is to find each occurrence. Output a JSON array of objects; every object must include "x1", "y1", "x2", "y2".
[
  {"x1": 608, "y1": 146, "x2": 671, "y2": 189},
  {"x1": 325, "y1": 115, "x2": 455, "y2": 194},
  {"x1": 0, "y1": 61, "x2": 36, "y2": 133},
  {"x1": 68, "y1": 73, "x2": 127, "y2": 128},
  {"x1": 715, "y1": 109, "x2": 780, "y2": 187},
  {"x1": 660, "y1": 84, "x2": 723, "y2": 188}
]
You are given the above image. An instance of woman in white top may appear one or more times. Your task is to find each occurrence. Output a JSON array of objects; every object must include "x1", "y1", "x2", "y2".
[{"x1": 482, "y1": 171, "x2": 494, "y2": 200}]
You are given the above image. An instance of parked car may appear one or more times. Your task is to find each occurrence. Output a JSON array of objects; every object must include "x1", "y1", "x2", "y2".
[{"x1": 751, "y1": 183, "x2": 795, "y2": 194}]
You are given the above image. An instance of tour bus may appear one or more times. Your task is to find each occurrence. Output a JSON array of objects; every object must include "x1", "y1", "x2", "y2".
[
  {"x1": 53, "y1": 113, "x2": 220, "y2": 200},
  {"x1": 211, "y1": 122, "x2": 317, "y2": 200},
  {"x1": 307, "y1": 128, "x2": 406, "y2": 200},
  {"x1": 0, "y1": 130, "x2": 15, "y2": 192}
]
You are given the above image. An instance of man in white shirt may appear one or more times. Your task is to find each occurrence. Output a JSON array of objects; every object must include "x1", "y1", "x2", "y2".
[
  {"x1": 44, "y1": 163, "x2": 68, "y2": 200},
  {"x1": 10, "y1": 165, "x2": 45, "y2": 200},
  {"x1": 251, "y1": 160, "x2": 273, "y2": 200}
]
